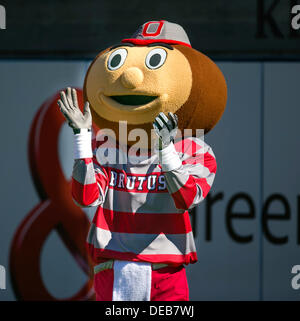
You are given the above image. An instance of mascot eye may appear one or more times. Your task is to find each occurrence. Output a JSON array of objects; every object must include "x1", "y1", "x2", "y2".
[
  {"x1": 107, "y1": 48, "x2": 127, "y2": 70},
  {"x1": 145, "y1": 48, "x2": 167, "y2": 69}
]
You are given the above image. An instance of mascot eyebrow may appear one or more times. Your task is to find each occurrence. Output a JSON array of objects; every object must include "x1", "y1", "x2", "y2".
[{"x1": 109, "y1": 42, "x2": 174, "y2": 51}]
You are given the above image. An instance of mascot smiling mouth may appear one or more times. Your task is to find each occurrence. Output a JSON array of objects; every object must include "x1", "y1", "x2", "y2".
[
  {"x1": 110, "y1": 95, "x2": 158, "y2": 106},
  {"x1": 99, "y1": 92, "x2": 163, "y2": 113}
]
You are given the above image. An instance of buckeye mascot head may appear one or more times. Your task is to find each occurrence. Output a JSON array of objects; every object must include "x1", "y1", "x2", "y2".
[{"x1": 84, "y1": 20, "x2": 227, "y2": 147}]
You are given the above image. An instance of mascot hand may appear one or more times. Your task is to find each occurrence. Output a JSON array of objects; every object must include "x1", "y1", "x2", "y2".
[
  {"x1": 57, "y1": 87, "x2": 92, "y2": 134},
  {"x1": 153, "y1": 112, "x2": 178, "y2": 149}
]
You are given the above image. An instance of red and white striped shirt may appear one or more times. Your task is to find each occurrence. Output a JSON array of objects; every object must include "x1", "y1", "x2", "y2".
[{"x1": 72, "y1": 135, "x2": 216, "y2": 266}]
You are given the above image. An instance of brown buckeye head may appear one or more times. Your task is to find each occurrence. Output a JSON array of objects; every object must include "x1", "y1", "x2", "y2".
[{"x1": 83, "y1": 34, "x2": 227, "y2": 148}]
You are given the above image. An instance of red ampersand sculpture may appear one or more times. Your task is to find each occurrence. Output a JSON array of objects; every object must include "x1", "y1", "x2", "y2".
[{"x1": 10, "y1": 89, "x2": 95, "y2": 301}]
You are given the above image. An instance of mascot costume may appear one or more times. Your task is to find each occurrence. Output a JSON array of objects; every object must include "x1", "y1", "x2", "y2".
[{"x1": 57, "y1": 20, "x2": 227, "y2": 301}]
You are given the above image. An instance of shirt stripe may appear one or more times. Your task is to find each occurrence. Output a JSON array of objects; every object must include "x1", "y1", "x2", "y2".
[
  {"x1": 87, "y1": 224, "x2": 196, "y2": 255},
  {"x1": 86, "y1": 245, "x2": 198, "y2": 265},
  {"x1": 92, "y1": 207, "x2": 192, "y2": 234}
]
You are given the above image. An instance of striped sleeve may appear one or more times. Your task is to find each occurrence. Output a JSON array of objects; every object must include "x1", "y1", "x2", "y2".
[
  {"x1": 163, "y1": 140, "x2": 216, "y2": 210},
  {"x1": 72, "y1": 156, "x2": 108, "y2": 207}
]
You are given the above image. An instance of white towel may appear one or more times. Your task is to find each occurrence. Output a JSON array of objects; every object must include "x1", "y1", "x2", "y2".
[{"x1": 112, "y1": 260, "x2": 152, "y2": 301}]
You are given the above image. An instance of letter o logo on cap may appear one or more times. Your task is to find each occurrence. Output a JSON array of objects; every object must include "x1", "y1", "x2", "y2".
[{"x1": 142, "y1": 21, "x2": 164, "y2": 37}]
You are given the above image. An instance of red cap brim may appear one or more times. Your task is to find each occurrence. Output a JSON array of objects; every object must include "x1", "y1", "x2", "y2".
[{"x1": 121, "y1": 38, "x2": 191, "y2": 48}]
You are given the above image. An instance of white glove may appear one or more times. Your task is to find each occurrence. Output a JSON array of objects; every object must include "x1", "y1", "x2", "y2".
[
  {"x1": 57, "y1": 87, "x2": 92, "y2": 134},
  {"x1": 153, "y1": 112, "x2": 181, "y2": 172},
  {"x1": 153, "y1": 112, "x2": 178, "y2": 149},
  {"x1": 57, "y1": 87, "x2": 93, "y2": 159}
]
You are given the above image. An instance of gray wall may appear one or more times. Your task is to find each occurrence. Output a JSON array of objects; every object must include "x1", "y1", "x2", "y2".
[
  {"x1": 0, "y1": 59, "x2": 300, "y2": 300},
  {"x1": 189, "y1": 61, "x2": 300, "y2": 300}
]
